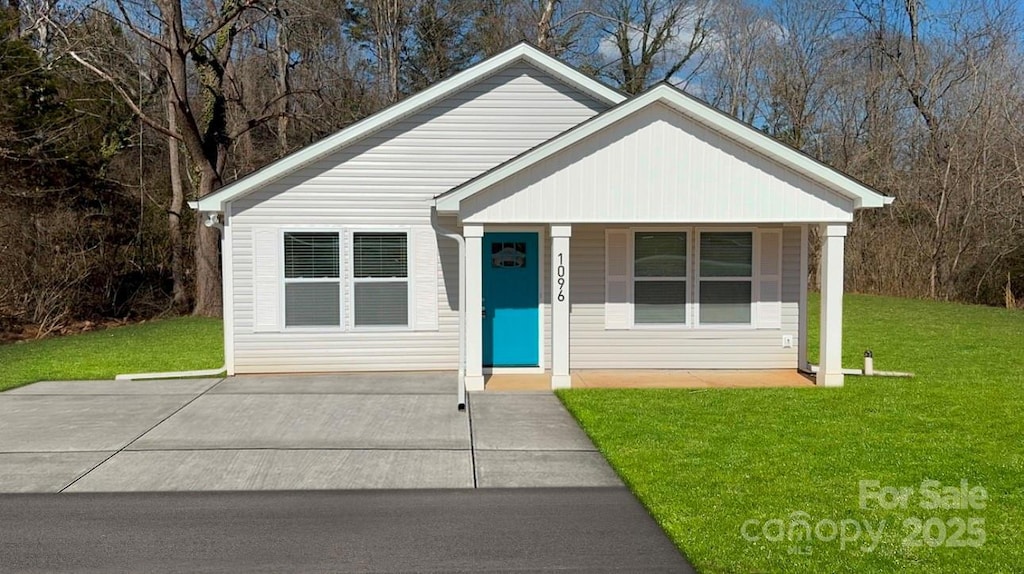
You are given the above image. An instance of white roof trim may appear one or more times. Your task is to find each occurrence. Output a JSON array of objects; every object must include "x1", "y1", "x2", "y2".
[
  {"x1": 194, "y1": 43, "x2": 626, "y2": 212},
  {"x1": 435, "y1": 84, "x2": 893, "y2": 212}
]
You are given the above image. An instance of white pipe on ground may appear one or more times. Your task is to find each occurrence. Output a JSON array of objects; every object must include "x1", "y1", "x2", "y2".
[
  {"x1": 431, "y1": 208, "x2": 467, "y2": 410},
  {"x1": 115, "y1": 365, "x2": 226, "y2": 381},
  {"x1": 806, "y1": 363, "x2": 913, "y2": 378}
]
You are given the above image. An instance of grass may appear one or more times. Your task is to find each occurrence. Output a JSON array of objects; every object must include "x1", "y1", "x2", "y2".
[
  {"x1": 558, "y1": 293, "x2": 1024, "y2": 573},
  {"x1": 0, "y1": 317, "x2": 223, "y2": 392}
]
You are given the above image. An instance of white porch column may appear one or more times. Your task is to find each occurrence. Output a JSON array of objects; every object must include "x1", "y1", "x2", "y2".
[
  {"x1": 797, "y1": 224, "x2": 809, "y2": 371},
  {"x1": 464, "y1": 225, "x2": 485, "y2": 391},
  {"x1": 819, "y1": 223, "x2": 847, "y2": 387},
  {"x1": 550, "y1": 225, "x2": 572, "y2": 389}
]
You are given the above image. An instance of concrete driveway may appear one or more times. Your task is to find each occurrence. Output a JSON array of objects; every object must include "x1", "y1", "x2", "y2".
[{"x1": 0, "y1": 374, "x2": 621, "y2": 492}]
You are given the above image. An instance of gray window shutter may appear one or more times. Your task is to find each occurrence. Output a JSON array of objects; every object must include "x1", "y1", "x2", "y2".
[
  {"x1": 253, "y1": 227, "x2": 281, "y2": 332},
  {"x1": 413, "y1": 227, "x2": 439, "y2": 331},
  {"x1": 605, "y1": 229, "x2": 630, "y2": 329},
  {"x1": 757, "y1": 229, "x2": 783, "y2": 329}
]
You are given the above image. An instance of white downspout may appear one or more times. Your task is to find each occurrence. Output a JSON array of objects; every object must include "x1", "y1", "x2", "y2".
[
  {"x1": 431, "y1": 208, "x2": 467, "y2": 410},
  {"x1": 116, "y1": 211, "x2": 227, "y2": 381}
]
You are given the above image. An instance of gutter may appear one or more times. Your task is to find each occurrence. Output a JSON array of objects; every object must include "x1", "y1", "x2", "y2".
[{"x1": 430, "y1": 208, "x2": 467, "y2": 411}]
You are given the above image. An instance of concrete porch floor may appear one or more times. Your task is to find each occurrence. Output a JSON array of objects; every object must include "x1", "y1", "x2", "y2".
[{"x1": 485, "y1": 369, "x2": 815, "y2": 391}]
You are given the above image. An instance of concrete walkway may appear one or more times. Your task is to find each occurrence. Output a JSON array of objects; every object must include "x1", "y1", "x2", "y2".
[{"x1": 0, "y1": 374, "x2": 620, "y2": 492}]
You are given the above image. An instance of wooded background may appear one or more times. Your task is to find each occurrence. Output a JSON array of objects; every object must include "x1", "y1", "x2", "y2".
[{"x1": 1, "y1": 0, "x2": 1022, "y2": 337}]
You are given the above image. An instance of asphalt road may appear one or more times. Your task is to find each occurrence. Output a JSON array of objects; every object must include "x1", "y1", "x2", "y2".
[{"x1": 0, "y1": 487, "x2": 694, "y2": 573}]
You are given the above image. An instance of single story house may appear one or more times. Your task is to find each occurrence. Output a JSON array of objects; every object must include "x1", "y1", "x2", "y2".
[{"x1": 193, "y1": 43, "x2": 892, "y2": 405}]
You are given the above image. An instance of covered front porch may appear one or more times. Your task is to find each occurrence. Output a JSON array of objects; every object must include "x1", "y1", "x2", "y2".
[
  {"x1": 455, "y1": 223, "x2": 848, "y2": 392},
  {"x1": 432, "y1": 84, "x2": 889, "y2": 400}
]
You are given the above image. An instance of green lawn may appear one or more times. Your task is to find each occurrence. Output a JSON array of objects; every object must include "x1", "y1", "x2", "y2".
[
  {"x1": 558, "y1": 294, "x2": 1024, "y2": 573},
  {"x1": 0, "y1": 317, "x2": 223, "y2": 392}
]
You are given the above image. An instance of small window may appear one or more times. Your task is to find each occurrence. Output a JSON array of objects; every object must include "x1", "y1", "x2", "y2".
[
  {"x1": 491, "y1": 242, "x2": 527, "y2": 268},
  {"x1": 698, "y1": 231, "x2": 753, "y2": 325},
  {"x1": 353, "y1": 233, "x2": 408, "y2": 327},
  {"x1": 633, "y1": 232, "x2": 687, "y2": 324},
  {"x1": 283, "y1": 232, "x2": 340, "y2": 327}
]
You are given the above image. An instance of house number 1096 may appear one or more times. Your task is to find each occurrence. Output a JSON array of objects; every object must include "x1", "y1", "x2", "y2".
[{"x1": 556, "y1": 253, "x2": 566, "y2": 302}]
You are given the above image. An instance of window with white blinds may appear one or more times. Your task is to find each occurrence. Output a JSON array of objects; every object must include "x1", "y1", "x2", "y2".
[
  {"x1": 698, "y1": 231, "x2": 753, "y2": 325},
  {"x1": 624, "y1": 228, "x2": 762, "y2": 328},
  {"x1": 633, "y1": 232, "x2": 687, "y2": 324},
  {"x1": 352, "y1": 232, "x2": 408, "y2": 327},
  {"x1": 283, "y1": 232, "x2": 340, "y2": 327}
]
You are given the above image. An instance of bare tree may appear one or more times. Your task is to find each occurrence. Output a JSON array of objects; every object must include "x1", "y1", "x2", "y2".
[
  {"x1": 759, "y1": 0, "x2": 844, "y2": 149},
  {"x1": 856, "y1": 0, "x2": 1018, "y2": 298},
  {"x1": 597, "y1": 0, "x2": 712, "y2": 94},
  {"x1": 346, "y1": 0, "x2": 410, "y2": 104},
  {"x1": 536, "y1": 0, "x2": 557, "y2": 51},
  {"x1": 166, "y1": 90, "x2": 187, "y2": 310},
  {"x1": 699, "y1": 0, "x2": 770, "y2": 123},
  {"x1": 65, "y1": 0, "x2": 284, "y2": 316}
]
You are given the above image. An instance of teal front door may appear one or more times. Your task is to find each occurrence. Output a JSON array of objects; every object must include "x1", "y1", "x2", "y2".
[{"x1": 483, "y1": 232, "x2": 540, "y2": 367}]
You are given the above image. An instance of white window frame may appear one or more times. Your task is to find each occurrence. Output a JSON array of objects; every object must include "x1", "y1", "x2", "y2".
[
  {"x1": 280, "y1": 228, "x2": 343, "y2": 330},
  {"x1": 348, "y1": 228, "x2": 413, "y2": 332},
  {"x1": 694, "y1": 227, "x2": 756, "y2": 328},
  {"x1": 627, "y1": 226, "x2": 760, "y2": 330},
  {"x1": 631, "y1": 228, "x2": 691, "y2": 328},
  {"x1": 278, "y1": 225, "x2": 414, "y2": 332}
]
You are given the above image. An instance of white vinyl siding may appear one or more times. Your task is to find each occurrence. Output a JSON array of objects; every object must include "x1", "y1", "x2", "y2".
[
  {"x1": 228, "y1": 63, "x2": 608, "y2": 373},
  {"x1": 461, "y1": 103, "x2": 855, "y2": 224},
  {"x1": 587, "y1": 225, "x2": 801, "y2": 369}
]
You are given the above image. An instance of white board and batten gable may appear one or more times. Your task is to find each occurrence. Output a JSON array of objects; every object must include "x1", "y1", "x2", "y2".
[{"x1": 435, "y1": 84, "x2": 891, "y2": 224}]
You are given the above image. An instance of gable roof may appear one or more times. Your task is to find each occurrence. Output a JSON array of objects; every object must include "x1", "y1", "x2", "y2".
[
  {"x1": 435, "y1": 83, "x2": 893, "y2": 213},
  {"x1": 192, "y1": 43, "x2": 626, "y2": 212}
]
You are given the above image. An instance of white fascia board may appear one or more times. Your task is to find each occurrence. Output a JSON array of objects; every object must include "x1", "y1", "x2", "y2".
[
  {"x1": 436, "y1": 84, "x2": 892, "y2": 212},
  {"x1": 194, "y1": 44, "x2": 625, "y2": 212}
]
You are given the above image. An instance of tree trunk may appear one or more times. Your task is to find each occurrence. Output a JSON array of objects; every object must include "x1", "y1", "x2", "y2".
[
  {"x1": 536, "y1": 0, "x2": 557, "y2": 53},
  {"x1": 192, "y1": 167, "x2": 222, "y2": 317},
  {"x1": 167, "y1": 97, "x2": 188, "y2": 311},
  {"x1": 274, "y1": 1, "x2": 290, "y2": 155}
]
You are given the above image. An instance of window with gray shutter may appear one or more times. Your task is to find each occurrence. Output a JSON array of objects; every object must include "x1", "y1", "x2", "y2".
[
  {"x1": 283, "y1": 232, "x2": 340, "y2": 327},
  {"x1": 353, "y1": 233, "x2": 408, "y2": 327}
]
